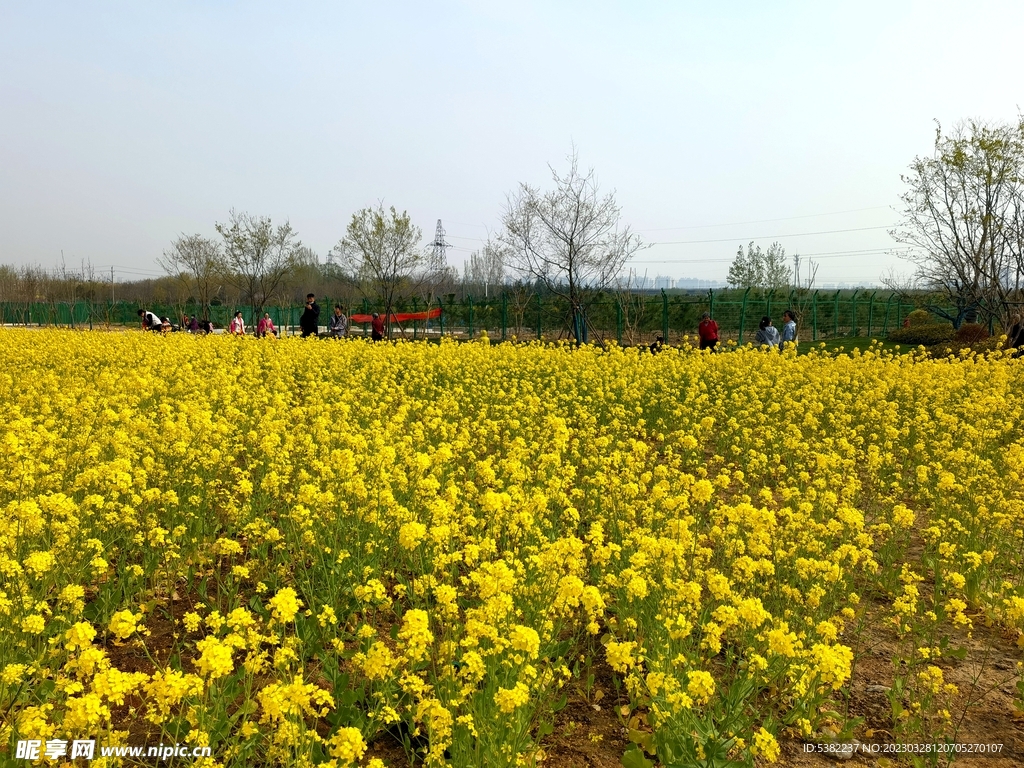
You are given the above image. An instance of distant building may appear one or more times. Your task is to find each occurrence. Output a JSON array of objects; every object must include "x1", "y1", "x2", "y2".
[
  {"x1": 673, "y1": 278, "x2": 728, "y2": 290},
  {"x1": 654, "y1": 275, "x2": 674, "y2": 290}
]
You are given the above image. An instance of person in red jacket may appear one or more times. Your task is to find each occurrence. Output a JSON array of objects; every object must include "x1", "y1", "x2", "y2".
[
  {"x1": 370, "y1": 312, "x2": 386, "y2": 341},
  {"x1": 698, "y1": 312, "x2": 719, "y2": 352}
]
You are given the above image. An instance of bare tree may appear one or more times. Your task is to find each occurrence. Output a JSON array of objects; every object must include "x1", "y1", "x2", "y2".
[
  {"x1": 891, "y1": 118, "x2": 1024, "y2": 329},
  {"x1": 334, "y1": 203, "x2": 432, "y2": 339},
  {"x1": 501, "y1": 149, "x2": 644, "y2": 342},
  {"x1": 614, "y1": 268, "x2": 653, "y2": 346},
  {"x1": 159, "y1": 234, "x2": 224, "y2": 321},
  {"x1": 216, "y1": 210, "x2": 302, "y2": 320},
  {"x1": 503, "y1": 279, "x2": 536, "y2": 339},
  {"x1": 463, "y1": 236, "x2": 508, "y2": 299},
  {"x1": 54, "y1": 255, "x2": 100, "y2": 328},
  {"x1": 787, "y1": 253, "x2": 820, "y2": 323}
]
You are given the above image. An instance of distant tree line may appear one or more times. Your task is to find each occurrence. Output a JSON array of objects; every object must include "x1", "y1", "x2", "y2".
[{"x1": 6, "y1": 120, "x2": 1022, "y2": 336}]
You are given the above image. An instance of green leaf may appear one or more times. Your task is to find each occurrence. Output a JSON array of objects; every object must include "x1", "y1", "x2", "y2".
[
  {"x1": 628, "y1": 729, "x2": 655, "y2": 754},
  {"x1": 552, "y1": 694, "x2": 567, "y2": 713},
  {"x1": 621, "y1": 745, "x2": 655, "y2": 768}
]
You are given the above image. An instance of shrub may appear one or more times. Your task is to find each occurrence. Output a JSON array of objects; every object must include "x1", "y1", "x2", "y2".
[
  {"x1": 905, "y1": 309, "x2": 936, "y2": 327},
  {"x1": 888, "y1": 324, "x2": 955, "y2": 345},
  {"x1": 928, "y1": 338, "x2": 1001, "y2": 357},
  {"x1": 953, "y1": 323, "x2": 989, "y2": 343}
]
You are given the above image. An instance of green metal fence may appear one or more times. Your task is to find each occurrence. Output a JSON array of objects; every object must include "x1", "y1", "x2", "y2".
[
  {"x1": 0, "y1": 290, "x2": 915, "y2": 343},
  {"x1": 435, "y1": 290, "x2": 914, "y2": 344}
]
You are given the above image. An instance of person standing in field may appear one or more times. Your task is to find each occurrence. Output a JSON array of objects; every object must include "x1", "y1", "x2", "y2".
[
  {"x1": 300, "y1": 293, "x2": 320, "y2": 338},
  {"x1": 229, "y1": 311, "x2": 245, "y2": 336},
  {"x1": 329, "y1": 305, "x2": 349, "y2": 339},
  {"x1": 370, "y1": 312, "x2": 385, "y2": 341},
  {"x1": 1005, "y1": 310, "x2": 1024, "y2": 356},
  {"x1": 188, "y1": 315, "x2": 199, "y2": 333},
  {"x1": 698, "y1": 312, "x2": 719, "y2": 352},
  {"x1": 780, "y1": 310, "x2": 798, "y2": 351},
  {"x1": 755, "y1": 316, "x2": 780, "y2": 348}
]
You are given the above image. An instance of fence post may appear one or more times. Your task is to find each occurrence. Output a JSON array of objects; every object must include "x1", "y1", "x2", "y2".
[
  {"x1": 812, "y1": 291, "x2": 819, "y2": 341},
  {"x1": 501, "y1": 293, "x2": 508, "y2": 341},
  {"x1": 616, "y1": 299, "x2": 623, "y2": 345},
  {"x1": 866, "y1": 291, "x2": 876, "y2": 338},
  {"x1": 468, "y1": 296, "x2": 474, "y2": 339},
  {"x1": 661, "y1": 289, "x2": 669, "y2": 342},
  {"x1": 850, "y1": 290, "x2": 859, "y2": 336},
  {"x1": 438, "y1": 297, "x2": 444, "y2": 337},
  {"x1": 833, "y1": 291, "x2": 841, "y2": 338},
  {"x1": 708, "y1": 288, "x2": 715, "y2": 320},
  {"x1": 881, "y1": 294, "x2": 894, "y2": 336},
  {"x1": 739, "y1": 287, "x2": 751, "y2": 344},
  {"x1": 766, "y1": 289, "x2": 774, "y2": 320}
]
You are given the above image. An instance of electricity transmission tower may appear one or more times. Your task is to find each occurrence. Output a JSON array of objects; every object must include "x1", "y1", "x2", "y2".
[
  {"x1": 425, "y1": 220, "x2": 452, "y2": 332},
  {"x1": 428, "y1": 220, "x2": 451, "y2": 265}
]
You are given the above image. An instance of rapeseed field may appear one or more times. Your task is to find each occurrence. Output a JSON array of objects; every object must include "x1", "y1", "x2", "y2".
[{"x1": 1, "y1": 329, "x2": 1022, "y2": 767}]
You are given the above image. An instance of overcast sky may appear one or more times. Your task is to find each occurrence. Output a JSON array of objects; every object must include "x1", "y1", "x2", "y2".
[{"x1": 2, "y1": 1, "x2": 1022, "y2": 286}]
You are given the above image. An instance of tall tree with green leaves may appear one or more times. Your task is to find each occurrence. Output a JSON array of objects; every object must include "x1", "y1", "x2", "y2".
[
  {"x1": 727, "y1": 241, "x2": 790, "y2": 290},
  {"x1": 727, "y1": 242, "x2": 762, "y2": 289},
  {"x1": 761, "y1": 241, "x2": 791, "y2": 290}
]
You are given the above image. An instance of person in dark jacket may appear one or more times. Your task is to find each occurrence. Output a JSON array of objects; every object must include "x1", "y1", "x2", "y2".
[
  {"x1": 1006, "y1": 311, "x2": 1024, "y2": 356},
  {"x1": 300, "y1": 293, "x2": 320, "y2": 338}
]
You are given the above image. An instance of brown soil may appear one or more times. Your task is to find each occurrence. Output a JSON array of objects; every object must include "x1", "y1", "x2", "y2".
[{"x1": 360, "y1": 609, "x2": 1023, "y2": 768}]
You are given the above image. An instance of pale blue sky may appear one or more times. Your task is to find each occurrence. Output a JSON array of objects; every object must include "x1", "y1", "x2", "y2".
[{"x1": 2, "y1": 1, "x2": 1022, "y2": 285}]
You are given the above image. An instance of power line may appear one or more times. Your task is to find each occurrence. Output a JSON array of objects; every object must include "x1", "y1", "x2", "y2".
[
  {"x1": 442, "y1": 205, "x2": 894, "y2": 243},
  {"x1": 632, "y1": 247, "x2": 898, "y2": 265},
  {"x1": 447, "y1": 223, "x2": 896, "y2": 249},
  {"x1": 648, "y1": 224, "x2": 895, "y2": 246},
  {"x1": 635, "y1": 205, "x2": 892, "y2": 232}
]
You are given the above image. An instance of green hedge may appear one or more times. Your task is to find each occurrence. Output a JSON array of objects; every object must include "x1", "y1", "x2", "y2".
[{"x1": 887, "y1": 324, "x2": 955, "y2": 345}]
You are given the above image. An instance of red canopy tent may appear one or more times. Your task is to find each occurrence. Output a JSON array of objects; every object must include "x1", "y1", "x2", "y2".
[{"x1": 350, "y1": 307, "x2": 441, "y2": 324}]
